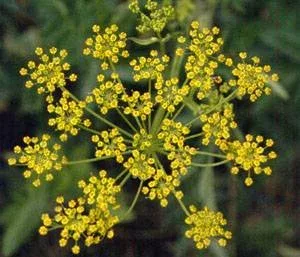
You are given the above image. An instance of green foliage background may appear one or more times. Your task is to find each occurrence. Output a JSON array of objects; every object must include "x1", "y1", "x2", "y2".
[{"x1": 0, "y1": 0, "x2": 299, "y2": 257}]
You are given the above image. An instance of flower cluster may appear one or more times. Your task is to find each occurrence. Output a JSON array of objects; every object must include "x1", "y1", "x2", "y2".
[
  {"x1": 92, "y1": 128, "x2": 127, "y2": 163},
  {"x1": 122, "y1": 91, "x2": 153, "y2": 121},
  {"x1": 155, "y1": 77, "x2": 190, "y2": 113},
  {"x1": 87, "y1": 74, "x2": 124, "y2": 115},
  {"x1": 129, "y1": 0, "x2": 175, "y2": 33},
  {"x1": 200, "y1": 103, "x2": 237, "y2": 146},
  {"x1": 185, "y1": 21, "x2": 223, "y2": 100},
  {"x1": 47, "y1": 91, "x2": 91, "y2": 141},
  {"x1": 9, "y1": 1, "x2": 279, "y2": 254},
  {"x1": 219, "y1": 134, "x2": 277, "y2": 186},
  {"x1": 83, "y1": 24, "x2": 129, "y2": 69},
  {"x1": 185, "y1": 206, "x2": 232, "y2": 249},
  {"x1": 19, "y1": 47, "x2": 77, "y2": 95},
  {"x1": 8, "y1": 134, "x2": 67, "y2": 187},
  {"x1": 39, "y1": 170, "x2": 120, "y2": 254},
  {"x1": 129, "y1": 50, "x2": 170, "y2": 89},
  {"x1": 231, "y1": 53, "x2": 279, "y2": 102}
]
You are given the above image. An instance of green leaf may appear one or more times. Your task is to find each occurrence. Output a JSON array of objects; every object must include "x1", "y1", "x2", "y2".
[
  {"x1": 269, "y1": 80, "x2": 289, "y2": 101},
  {"x1": 260, "y1": 31, "x2": 300, "y2": 62},
  {"x1": 277, "y1": 244, "x2": 300, "y2": 257},
  {"x1": 128, "y1": 37, "x2": 160, "y2": 45},
  {"x1": 1, "y1": 187, "x2": 48, "y2": 256},
  {"x1": 198, "y1": 160, "x2": 216, "y2": 210}
]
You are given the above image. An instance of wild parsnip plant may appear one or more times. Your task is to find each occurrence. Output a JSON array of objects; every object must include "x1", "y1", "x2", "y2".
[{"x1": 8, "y1": 0, "x2": 278, "y2": 254}]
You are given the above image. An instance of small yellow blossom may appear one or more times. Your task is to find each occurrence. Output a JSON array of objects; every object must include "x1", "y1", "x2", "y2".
[
  {"x1": 8, "y1": 134, "x2": 67, "y2": 186},
  {"x1": 123, "y1": 150, "x2": 156, "y2": 180},
  {"x1": 92, "y1": 128, "x2": 127, "y2": 163},
  {"x1": 47, "y1": 91, "x2": 91, "y2": 141},
  {"x1": 83, "y1": 24, "x2": 128, "y2": 67},
  {"x1": 130, "y1": 50, "x2": 169, "y2": 89},
  {"x1": 142, "y1": 168, "x2": 184, "y2": 207},
  {"x1": 122, "y1": 91, "x2": 153, "y2": 121},
  {"x1": 219, "y1": 134, "x2": 277, "y2": 186},
  {"x1": 231, "y1": 55, "x2": 279, "y2": 101},
  {"x1": 129, "y1": 0, "x2": 175, "y2": 33},
  {"x1": 200, "y1": 103, "x2": 237, "y2": 145},
  {"x1": 88, "y1": 79, "x2": 124, "y2": 115},
  {"x1": 19, "y1": 47, "x2": 77, "y2": 95},
  {"x1": 185, "y1": 206, "x2": 232, "y2": 249},
  {"x1": 40, "y1": 170, "x2": 120, "y2": 254},
  {"x1": 155, "y1": 77, "x2": 190, "y2": 113}
]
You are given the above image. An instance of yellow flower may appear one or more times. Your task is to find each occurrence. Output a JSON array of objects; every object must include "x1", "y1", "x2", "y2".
[
  {"x1": 8, "y1": 134, "x2": 67, "y2": 187},
  {"x1": 12, "y1": 5, "x2": 280, "y2": 254},
  {"x1": 200, "y1": 103, "x2": 237, "y2": 146},
  {"x1": 122, "y1": 91, "x2": 153, "y2": 121},
  {"x1": 219, "y1": 134, "x2": 277, "y2": 186},
  {"x1": 155, "y1": 77, "x2": 190, "y2": 113},
  {"x1": 130, "y1": 50, "x2": 169, "y2": 89},
  {"x1": 83, "y1": 24, "x2": 129, "y2": 68},
  {"x1": 129, "y1": 0, "x2": 175, "y2": 33},
  {"x1": 47, "y1": 91, "x2": 91, "y2": 141},
  {"x1": 184, "y1": 22, "x2": 224, "y2": 100},
  {"x1": 185, "y1": 206, "x2": 232, "y2": 249},
  {"x1": 92, "y1": 128, "x2": 127, "y2": 163},
  {"x1": 88, "y1": 79, "x2": 124, "y2": 115},
  {"x1": 123, "y1": 150, "x2": 156, "y2": 180},
  {"x1": 142, "y1": 168, "x2": 184, "y2": 207},
  {"x1": 40, "y1": 170, "x2": 120, "y2": 254},
  {"x1": 231, "y1": 55, "x2": 279, "y2": 101},
  {"x1": 19, "y1": 47, "x2": 77, "y2": 95}
]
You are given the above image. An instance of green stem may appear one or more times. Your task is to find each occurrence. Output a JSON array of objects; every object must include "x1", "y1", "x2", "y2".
[
  {"x1": 175, "y1": 195, "x2": 190, "y2": 216},
  {"x1": 116, "y1": 108, "x2": 138, "y2": 133},
  {"x1": 62, "y1": 88, "x2": 133, "y2": 138},
  {"x1": 108, "y1": 59, "x2": 123, "y2": 85},
  {"x1": 195, "y1": 151, "x2": 226, "y2": 159},
  {"x1": 65, "y1": 156, "x2": 112, "y2": 165},
  {"x1": 185, "y1": 90, "x2": 238, "y2": 127},
  {"x1": 204, "y1": 89, "x2": 238, "y2": 115},
  {"x1": 119, "y1": 172, "x2": 131, "y2": 187},
  {"x1": 65, "y1": 151, "x2": 132, "y2": 165},
  {"x1": 148, "y1": 80, "x2": 152, "y2": 132},
  {"x1": 48, "y1": 225, "x2": 62, "y2": 231},
  {"x1": 150, "y1": 106, "x2": 166, "y2": 135},
  {"x1": 157, "y1": 33, "x2": 166, "y2": 55},
  {"x1": 191, "y1": 159, "x2": 229, "y2": 168},
  {"x1": 134, "y1": 116, "x2": 143, "y2": 130},
  {"x1": 155, "y1": 111, "x2": 170, "y2": 135},
  {"x1": 170, "y1": 50, "x2": 184, "y2": 77},
  {"x1": 77, "y1": 124, "x2": 101, "y2": 135},
  {"x1": 171, "y1": 104, "x2": 185, "y2": 121},
  {"x1": 184, "y1": 132, "x2": 204, "y2": 140},
  {"x1": 115, "y1": 169, "x2": 129, "y2": 181},
  {"x1": 124, "y1": 180, "x2": 143, "y2": 217}
]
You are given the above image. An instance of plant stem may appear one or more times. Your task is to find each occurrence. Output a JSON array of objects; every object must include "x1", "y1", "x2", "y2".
[
  {"x1": 195, "y1": 150, "x2": 226, "y2": 159},
  {"x1": 171, "y1": 104, "x2": 185, "y2": 121},
  {"x1": 119, "y1": 172, "x2": 131, "y2": 187},
  {"x1": 77, "y1": 124, "x2": 101, "y2": 135},
  {"x1": 115, "y1": 169, "x2": 129, "y2": 181},
  {"x1": 124, "y1": 180, "x2": 143, "y2": 217},
  {"x1": 191, "y1": 159, "x2": 229, "y2": 168},
  {"x1": 62, "y1": 88, "x2": 133, "y2": 138},
  {"x1": 116, "y1": 108, "x2": 138, "y2": 133},
  {"x1": 65, "y1": 151, "x2": 132, "y2": 165},
  {"x1": 184, "y1": 132, "x2": 204, "y2": 140},
  {"x1": 150, "y1": 106, "x2": 166, "y2": 135},
  {"x1": 175, "y1": 195, "x2": 190, "y2": 216}
]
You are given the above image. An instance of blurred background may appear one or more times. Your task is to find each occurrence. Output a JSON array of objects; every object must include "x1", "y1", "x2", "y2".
[{"x1": 0, "y1": 0, "x2": 299, "y2": 257}]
